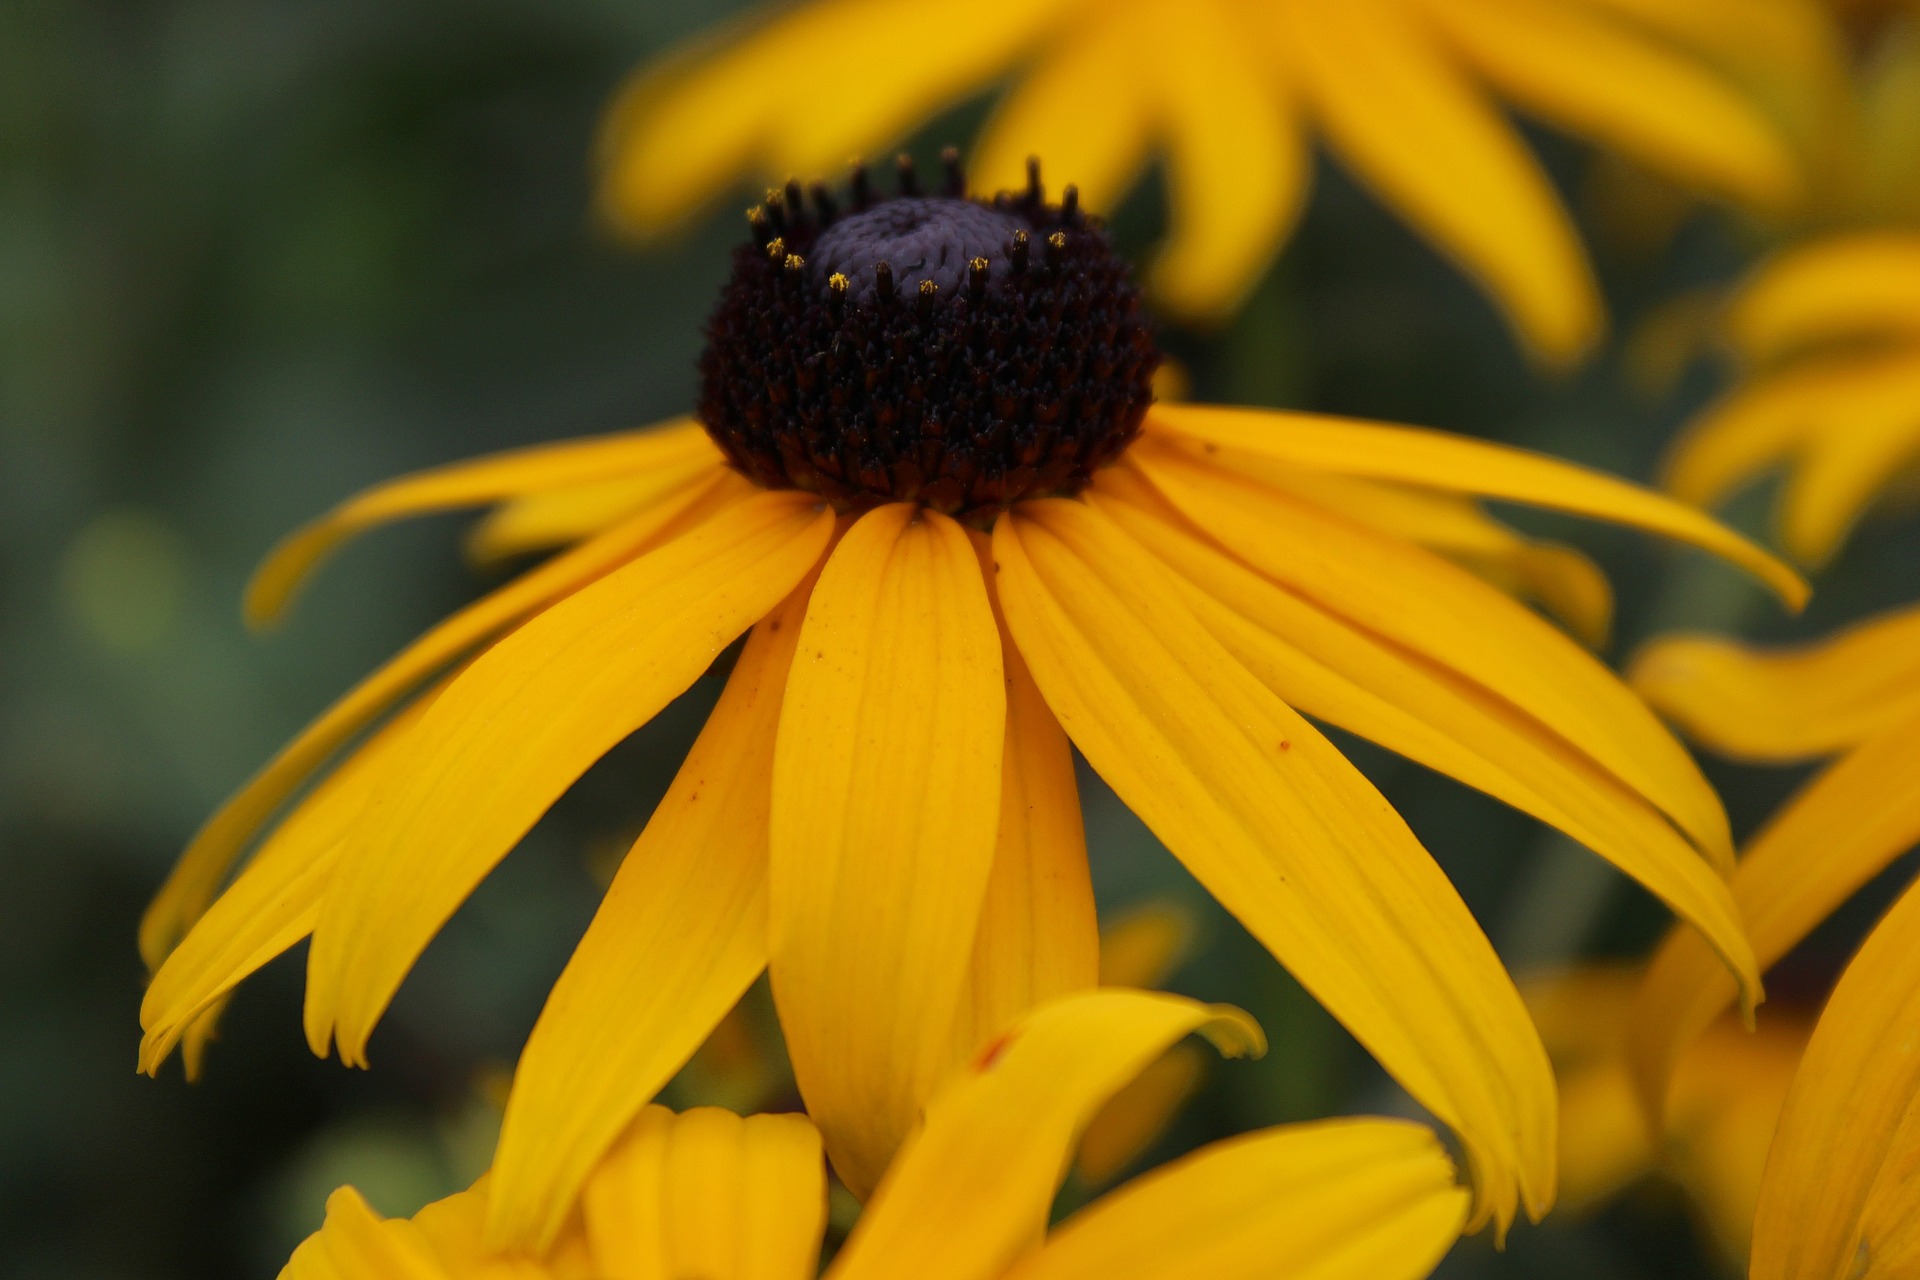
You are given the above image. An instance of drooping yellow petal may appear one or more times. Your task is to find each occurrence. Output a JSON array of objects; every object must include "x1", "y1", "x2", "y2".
[
  {"x1": 1148, "y1": 404, "x2": 1807, "y2": 609},
  {"x1": 280, "y1": 1187, "x2": 449, "y2": 1280},
  {"x1": 1273, "y1": 0, "x2": 1598, "y2": 364},
  {"x1": 1143, "y1": 0, "x2": 1308, "y2": 322},
  {"x1": 139, "y1": 687, "x2": 440, "y2": 1076},
  {"x1": 1090, "y1": 474, "x2": 1759, "y2": 1003},
  {"x1": 1014, "y1": 1119, "x2": 1468, "y2": 1280},
  {"x1": 954, "y1": 556, "x2": 1099, "y2": 1060},
  {"x1": 485, "y1": 577, "x2": 816, "y2": 1253},
  {"x1": 247, "y1": 420, "x2": 716, "y2": 626},
  {"x1": 995, "y1": 499, "x2": 1554, "y2": 1231},
  {"x1": 138, "y1": 468, "x2": 735, "y2": 972},
  {"x1": 828, "y1": 989, "x2": 1262, "y2": 1280},
  {"x1": 1422, "y1": 0, "x2": 1798, "y2": 214},
  {"x1": 466, "y1": 457, "x2": 721, "y2": 565},
  {"x1": 1629, "y1": 707, "x2": 1920, "y2": 1119},
  {"x1": 1751, "y1": 877, "x2": 1920, "y2": 1280},
  {"x1": 1135, "y1": 440, "x2": 1739, "y2": 869},
  {"x1": 305, "y1": 491, "x2": 833, "y2": 1065},
  {"x1": 1630, "y1": 610, "x2": 1920, "y2": 762},
  {"x1": 768, "y1": 505, "x2": 1005, "y2": 1198},
  {"x1": 581, "y1": 1106, "x2": 826, "y2": 1280},
  {"x1": 1728, "y1": 232, "x2": 1920, "y2": 363}
]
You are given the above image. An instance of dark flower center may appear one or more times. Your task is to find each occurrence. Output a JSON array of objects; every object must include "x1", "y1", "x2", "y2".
[{"x1": 696, "y1": 154, "x2": 1161, "y2": 524}]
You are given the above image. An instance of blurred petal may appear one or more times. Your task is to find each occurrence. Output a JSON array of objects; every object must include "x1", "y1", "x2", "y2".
[
  {"x1": 280, "y1": 1187, "x2": 449, "y2": 1280},
  {"x1": 1148, "y1": 404, "x2": 1807, "y2": 609},
  {"x1": 1751, "y1": 877, "x2": 1920, "y2": 1280},
  {"x1": 769, "y1": 506, "x2": 1005, "y2": 1197},
  {"x1": 581, "y1": 1106, "x2": 826, "y2": 1280},
  {"x1": 1729, "y1": 232, "x2": 1920, "y2": 362},
  {"x1": 1629, "y1": 707, "x2": 1920, "y2": 1120},
  {"x1": 1072, "y1": 1044, "x2": 1205, "y2": 1188},
  {"x1": 247, "y1": 420, "x2": 715, "y2": 626},
  {"x1": 1096, "y1": 902, "x2": 1195, "y2": 991},
  {"x1": 1774, "y1": 355, "x2": 1920, "y2": 564},
  {"x1": 996, "y1": 500, "x2": 1554, "y2": 1232},
  {"x1": 1016, "y1": 1119, "x2": 1468, "y2": 1280},
  {"x1": 305, "y1": 491, "x2": 832, "y2": 1065},
  {"x1": 829, "y1": 989, "x2": 1262, "y2": 1280},
  {"x1": 1145, "y1": 0, "x2": 1308, "y2": 322},
  {"x1": 485, "y1": 578, "x2": 816, "y2": 1252},
  {"x1": 139, "y1": 467, "x2": 735, "y2": 972},
  {"x1": 1630, "y1": 609, "x2": 1920, "y2": 762},
  {"x1": 1091, "y1": 474, "x2": 1759, "y2": 1006},
  {"x1": 1424, "y1": 0, "x2": 1798, "y2": 213},
  {"x1": 1136, "y1": 440, "x2": 1740, "y2": 869},
  {"x1": 1275, "y1": 0, "x2": 1598, "y2": 364}
]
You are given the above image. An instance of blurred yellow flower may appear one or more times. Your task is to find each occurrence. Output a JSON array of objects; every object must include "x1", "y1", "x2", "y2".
[
  {"x1": 1628, "y1": 608, "x2": 1920, "y2": 1279},
  {"x1": 283, "y1": 990, "x2": 1471, "y2": 1280},
  {"x1": 600, "y1": 0, "x2": 1807, "y2": 362},
  {"x1": 139, "y1": 176, "x2": 1801, "y2": 1254}
]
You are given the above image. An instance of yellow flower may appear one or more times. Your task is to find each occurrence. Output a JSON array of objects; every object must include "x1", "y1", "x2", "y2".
[
  {"x1": 139, "y1": 176, "x2": 1802, "y2": 1253},
  {"x1": 1526, "y1": 966, "x2": 1809, "y2": 1271},
  {"x1": 1663, "y1": 22, "x2": 1920, "y2": 566},
  {"x1": 281, "y1": 989, "x2": 1471, "y2": 1280},
  {"x1": 1626, "y1": 608, "x2": 1920, "y2": 1278},
  {"x1": 599, "y1": 0, "x2": 1806, "y2": 361}
]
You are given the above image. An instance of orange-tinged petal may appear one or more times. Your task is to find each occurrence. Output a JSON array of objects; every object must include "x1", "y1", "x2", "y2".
[
  {"x1": 280, "y1": 1187, "x2": 449, "y2": 1280},
  {"x1": 1135, "y1": 441, "x2": 1738, "y2": 869},
  {"x1": 1274, "y1": 0, "x2": 1598, "y2": 365},
  {"x1": 1015, "y1": 1119, "x2": 1468, "y2": 1280},
  {"x1": 1751, "y1": 877, "x2": 1920, "y2": 1280},
  {"x1": 768, "y1": 505, "x2": 1005, "y2": 1197},
  {"x1": 1729, "y1": 232, "x2": 1920, "y2": 363},
  {"x1": 827, "y1": 989, "x2": 1262, "y2": 1280},
  {"x1": 305, "y1": 490, "x2": 833, "y2": 1065},
  {"x1": 1423, "y1": 0, "x2": 1798, "y2": 214},
  {"x1": 139, "y1": 467, "x2": 735, "y2": 972},
  {"x1": 1148, "y1": 404, "x2": 1807, "y2": 609},
  {"x1": 995, "y1": 500, "x2": 1554, "y2": 1231},
  {"x1": 954, "y1": 564, "x2": 1099, "y2": 1060},
  {"x1": 1630, "y1": 609, "x2": 1920, "y2": 762},
  {"x1": 1091, "y1": 477, "x2": 1759, "y2": 1005},
  {"x1": 247, "y1": 420, "x2": 716, "y2": 626},
  {"x1": 1629, "y1": 707, "x2": 1920, "y2": 1120},
  {"x1": 485, "y1": 578, "x2": 815, "y2": 1252},
  {"x1": 581, "y1": 1106, "x2": 826, "y2": 1280}
]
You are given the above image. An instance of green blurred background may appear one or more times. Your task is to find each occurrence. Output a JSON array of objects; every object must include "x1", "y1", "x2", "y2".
[{"x1": 4, "y1": 2, "x2": 1916, "y2": 1275}]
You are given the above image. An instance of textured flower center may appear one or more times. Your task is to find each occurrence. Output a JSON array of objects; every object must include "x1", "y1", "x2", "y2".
[{"x1": 696, "y1": 155, "x2": 1160, "y2": 523}]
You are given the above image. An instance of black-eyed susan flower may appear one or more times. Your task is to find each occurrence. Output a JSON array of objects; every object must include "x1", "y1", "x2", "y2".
[
  {"x1": 1626, "y1": 607, "x2": 1920, "y2": 1278},
  {"x1": 599, "y1": 0, "x2": 1805, "y2": 361},
  {"x1": 282, "y1": 989, "x2": 1471, "y2": 1280},
  {"x1": 139, "y1": 166, "x2": 1805, "y2": 1252}
]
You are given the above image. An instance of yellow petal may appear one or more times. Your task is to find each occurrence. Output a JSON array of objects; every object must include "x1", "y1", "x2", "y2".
[
  {"x1": 828, "y1": 989, "x2": 1263, "y2": 1280},
  {"x1": 1273, "y1": 0, "x2": 1598, "y2": 365},
  {"x1": 1422, "y1": 0, "x2": 1799, "y2": 214},
  {"x1": 1148, "y1": 404, "x2": 1807, "y2": 609},
  {"x1": 466, "y1": 459, "x2": 719, "y2": 565},
  {"x1": 247, "y1": 419, "x2": 715, "y2": 626},
  {"x1": 581, "y1": 1106, "x2": 826, "y2": 1280},
  {"x1": 953, "y1": 556, "x2": 1099, "y2": 1061},
  {"x1": 280, "y1": 1187, "x2": 449, "y2": 1280},
  {"x1": 1096, "y1": 902, "x2": 1195, "y2": 991},
  {"x1": 484, "y1": 577, "x2": 815, "y2": 1253},
  {"x1": 305, "y1": 490, "x2": 832, "y2": 1064},
  {"x1": 138, "y1": 467, "x2": 735, "y2": 972},
  {"x1": 995, "y1": 500, "x2": 1554, "y2": 1231},
  {"x1": 1628, "y1": 707, "x2": 1920, "y2": 1120},
  {"x1": 768, "y1": 505, "x2": 1005, "y2": 1197},
  {"x1": 1135, "y1": 439, "x2": 1740, "y2": 869},
  {"x1": 1774, "y1": 354, "x2": 1920, "y2": 564},
  {"x1": 1091, "y1": 475, "x2": 1759, "y2": 1004},
  {"x1": 1751, "y1": 876, "x2": 1920, "y2": 1280},
  {"x1": 1016, "y1": 1119, "x2": 1468, "y2": 1280},
  {"x1": 1144, "y1": 0, "x2": 1308, "y2": 322},
  {"x1": 1630, "y1": 609, "x2": 1920, "y2": 762},
  {"x1": 1661, "y1": 360, "x2": 1836, "y2": 515},
  {"x1": 1073, "y1": 1043, "x2": 1206, "y2": 1188},
  {"x1": 138, "y1": 687, "x2": 439, "y2": 1076},
  {"x1": 970, "y1": 13, "x2": 1151, "y2": 216},
  {"x1": 1728, "y1": 232, "x2": 1920, "y2": 363}
]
